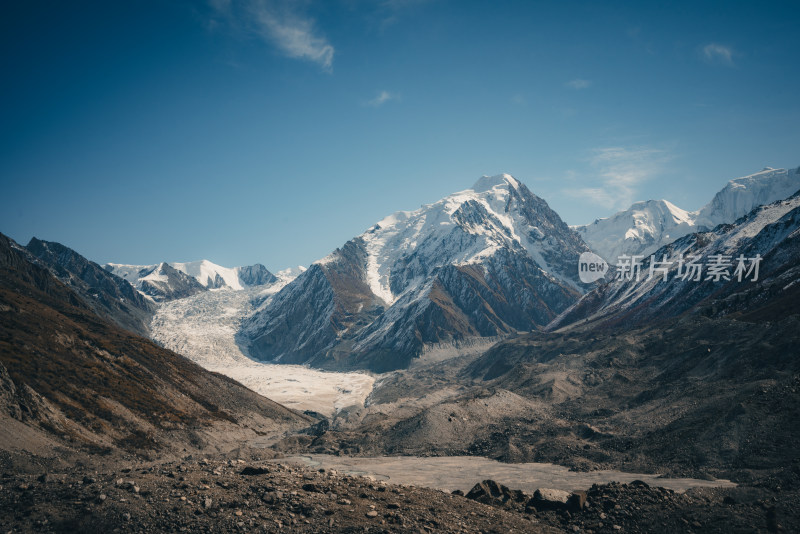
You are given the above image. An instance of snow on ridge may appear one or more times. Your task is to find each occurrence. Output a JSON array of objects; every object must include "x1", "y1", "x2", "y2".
[
  {"x1": 105, "y1": 263, "x2": 156, "y2": 286},
  {"x1": 471, "y1": 173, "x2": 519, "y2": 193},
  {"x1": 107, "y1": 259, "x2": 296, "y2": 294},
  {"x1": 694, "y1": 166, "x2": 800, "y2": 229},
  {"x1": 172, "y1": 259, "x2": 243, "y2": 290},
  {"x1": 355, "y1": 174, "x2": 531, "y2": 305}
]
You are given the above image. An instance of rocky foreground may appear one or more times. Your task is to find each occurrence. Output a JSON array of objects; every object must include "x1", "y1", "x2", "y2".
[{"x1": 1, "y1": 450, "x2": 796, "y2": 533}]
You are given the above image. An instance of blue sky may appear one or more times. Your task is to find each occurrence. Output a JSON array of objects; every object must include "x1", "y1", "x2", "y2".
[{"x1": 2, "y1": 0, "x2": 798, "y2": 271}]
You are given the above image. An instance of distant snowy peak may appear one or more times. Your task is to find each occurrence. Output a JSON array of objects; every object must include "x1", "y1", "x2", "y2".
[
  {"x1": 553, "y1": 190, "x2": 800, "y2": 330},
  {"x1": 275, "y1": 266, "x2": 306, "y2": 284},
  {"x1": 172, "y1": 260, "x2": 245, "y2": 290},
  {"x1": 694, "y1": 166, "x2": 800, "y2": 229},
  {"x1": 577, "y1": 166, "x2": 800, "y2": 262},
  {"x1": 575, "y1": 199, "x2": 696, "y2": 263},
  {"x1": 105, "y1": 259, "x2": 280, "y2": 301}
]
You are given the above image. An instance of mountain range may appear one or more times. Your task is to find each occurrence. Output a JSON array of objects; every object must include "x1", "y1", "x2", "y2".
[
  {"x1": 105, "y1": 259, "x2": 279, "y2": 302},
  {"x1": 553, "y1": 188, "x2": 800, "y2": 330},
  {"x1": 13, "y1": 164, "x2": 799, "y2": 374},
  {"x1": 238, "y1": 166, "x2": 799, "y2": 372},
  {"x1": 574, "y1": 166, "x2": 800, "y2": 263},
  {"x1": 3, "y1": 163, "x2": 799, "y2": 532}
]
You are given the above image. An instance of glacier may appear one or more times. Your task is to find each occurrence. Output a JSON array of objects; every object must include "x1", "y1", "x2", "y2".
[{"x1": 149, "y1": 283, "x2": 374, "y2": 417}]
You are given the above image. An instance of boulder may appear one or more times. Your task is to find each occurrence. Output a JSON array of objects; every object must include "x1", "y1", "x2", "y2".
[{"x1": 527, "y1": 488, "x2": 571, "y2": 512}]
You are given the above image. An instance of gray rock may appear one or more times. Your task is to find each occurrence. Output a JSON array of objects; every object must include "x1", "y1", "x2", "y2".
[{"x1": 527, "y1": 488, "x2": 571, "y2": 512}]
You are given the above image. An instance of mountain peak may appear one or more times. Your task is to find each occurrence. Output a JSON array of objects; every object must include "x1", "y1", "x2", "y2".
[{"x1": 471, "y1": 173, "x2": 519, "y2": 193}]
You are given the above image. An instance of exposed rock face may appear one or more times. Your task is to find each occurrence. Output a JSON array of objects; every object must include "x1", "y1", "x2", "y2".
[
  {"x1": 24, "y1": 237, "x2": 155, "y2": 336},
  {"x1": 0, "y1": 362, "x2": 63, "y2": 429},
  {"x1": 242, "y1": 175, "x2": 591, "y2": 372},
  {"x1": 236, "y1": 263, "x2": 278, "y2": 286},
  {"x1": 136, "y1": 263, "x2": 207, "y2": 302},
  {"x1": 530, "y1": 488, "x2": 571, "y2": 511}
]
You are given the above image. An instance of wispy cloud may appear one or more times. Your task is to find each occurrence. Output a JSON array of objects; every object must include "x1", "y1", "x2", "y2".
[
  {"x1": 701, "y1": 43, "x2": 735, "y2": 66},
  {"x1": 565, "y1": 78, "x2": 592, "y2": 90},
  {"x1": 564, "y1": 146, "x2": 670, "y2": 210},
  {"x1": 373, "y1": 0, "x2": 434, "y2": 30},
  {"x1": 511, "y1": 93, "x2": 527, "y2": 106},
  {"x1": 209, "y1": 0, "x2": 334, "y2": 71},
  {"x1": 365, "y1": 90, "x2": 397, "y2": 107}
]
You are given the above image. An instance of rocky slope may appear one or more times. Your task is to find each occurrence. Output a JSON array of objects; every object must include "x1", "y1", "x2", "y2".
[
  {"x1": 24, "y1": 238, "x2": 155, "y2": 336},
  {"x1": 4, "y1": 452, "x2": 793, "y2": 534},
  {"x1": 575, "y1": 166, "x2": 800, "y2": 263},
  {"x1": 0, "y1": 232, "x2": 311, "y2": 462},
  {"x1": 278, "y1": 313, "x2": 800, "y2": 493},
  {"x1": 0, "y1": 453, "x2": 562, "y2": 534},
  {"x1": 241, "y1": 174, "x2": 592, "y2": 372}
]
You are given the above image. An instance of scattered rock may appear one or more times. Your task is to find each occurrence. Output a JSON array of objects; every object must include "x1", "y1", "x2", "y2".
[
  {"x1": 465, "y1": 479, "x2": 526, "y2": 508},
  {"x1": 240, "y1": 466, "x2": 269, "y2": 476},
  {"x1": 528, "y1": 488, "x2": 571, "y2": 512}
]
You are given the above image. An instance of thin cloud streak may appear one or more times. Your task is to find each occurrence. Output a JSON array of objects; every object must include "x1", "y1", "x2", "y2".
[
  {"x1": 702, "y1": 43, "x2": 734, "y2": 66},
  {"x1": 564, "y1": 146, "x2": 670, "y2": 211},
  {"x1": 209, "y1": 0, "x2": 334, "y2": 71},
  {"x1": 366, "y1": 90, "x2": 397, "y2": 107},
  {"x1": 565, "y1": 78, "x2": 592, "y2": 90}
]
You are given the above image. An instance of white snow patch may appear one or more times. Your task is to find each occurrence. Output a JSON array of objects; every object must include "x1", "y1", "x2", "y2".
[{"x1": 171, "y1": 259, "x2": 243, "y2": 290}]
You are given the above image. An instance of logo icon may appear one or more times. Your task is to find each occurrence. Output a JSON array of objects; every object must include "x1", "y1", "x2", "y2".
[{"x1": 578, "y1": 252, "x2": 608, "y2": 283}]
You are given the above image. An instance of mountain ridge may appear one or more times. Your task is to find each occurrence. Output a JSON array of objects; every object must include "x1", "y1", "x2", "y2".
[
  {"x1": 551, "y1": 189, "x2": 800, "y2": 330},
  {"x1": 0, "y1": 232, "x2": 312, "y2": 460},
  {"x1": 105, "y1": 259, "x2": 281, "y2": 302}
]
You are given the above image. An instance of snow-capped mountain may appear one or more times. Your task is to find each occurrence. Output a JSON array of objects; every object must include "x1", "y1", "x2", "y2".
[
  {"x1": 694, "y1": 166, "x2": 800, "y2": 229},
  {"x1": 105, "y1": 259, "x2": 279, "y2": 301},
  {"x1": 107, "y1": 262, "x2": 207, "y2": 302},
  {"x1": 575, "y1": 166, "x2": 800, "y2": 263},
  {"x1": 553, "y1": 189, "x2": 800, "y2": 330},
  {"x1": 240, "y1": 174, "x2": 592, "y2": 372},
  {"x1": 575, "y1": 199, "x2": 695, "y2": 265}
]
